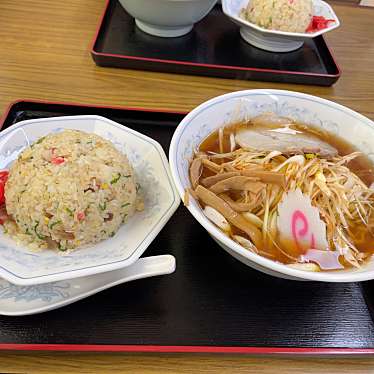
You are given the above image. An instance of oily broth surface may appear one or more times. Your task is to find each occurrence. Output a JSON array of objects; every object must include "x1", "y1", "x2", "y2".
[
  {"x1": 195, "y1": 120, "x2": 374, "y2": 266},
  {"x1": 199, "y1": 120, "x2": 374, "y2": 186}
]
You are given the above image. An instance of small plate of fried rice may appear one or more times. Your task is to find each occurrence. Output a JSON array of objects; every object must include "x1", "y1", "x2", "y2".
[
  {"x1": 222, "y1": 0, "x2": 340, "y2": 52},
  {"x1": 0, "y1": 115, "x2": 179, "y2": 285}
]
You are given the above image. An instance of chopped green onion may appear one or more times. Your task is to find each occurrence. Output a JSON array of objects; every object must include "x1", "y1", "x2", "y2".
[
  {"x1": 99, "y1": 202, "x2": 107, "y2": 211},
  {"x1": 136, "y1": 183, "x2": 141, "y2": 193},
  {"x1": 65, "y1": 207, "x2": 74, "y2": 216},
  {"x1": 25, "y1": 228, "x2": 32, "y2": 235},
  {"x1": 123, "y1": 174, "x2": 131, "y2": 178},
  {"x1": 34, "y1": 221, "x2": 46, "y2": 240},
  {"x1": 121, "y1": 202, "x2": 130, "y2": 208},
  {"x1": 305, "y1": 153, "x2": 316, "y2": 160},
  {"x1": 49, "y1": 220, "x2": 62, "y2": 229},
  {"x1": 35, "y1": 136, "x2": 46, "y2": 145},
  {"x1": 110, "y1": 173, "x2": 121, "y2": 184},
  {"x1": 35, "y1": 230, "x2": 45, "y2": 240},
  {"x1": 109, "y1": 232, "x2": 115, "y2": 237},
  {"x1": 58, "y1": 242, "x2": 67, "y2": 252}
]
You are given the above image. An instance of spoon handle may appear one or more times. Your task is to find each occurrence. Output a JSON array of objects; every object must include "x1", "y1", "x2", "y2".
[{"x1": 0, "y1": 255, "x2": 176, "y2": 316}]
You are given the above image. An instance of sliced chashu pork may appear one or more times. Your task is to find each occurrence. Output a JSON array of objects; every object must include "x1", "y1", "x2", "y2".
[{"x1": 235, "y1": 114, "x2": 338, "y2": 158}]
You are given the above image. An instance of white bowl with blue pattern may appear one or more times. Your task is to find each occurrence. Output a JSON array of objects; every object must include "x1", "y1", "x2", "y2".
[
  {"x1": 169, "y1": 89, "x2": 374, "y2": 282},
  {"x1": 0, "y1": 115, "x2": 180, "y2": 286}
]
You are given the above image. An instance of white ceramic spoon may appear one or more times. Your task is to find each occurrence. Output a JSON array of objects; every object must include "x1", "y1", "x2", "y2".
[{"x1": 0, "y1": 255, "x2": 175, "y2": 316}]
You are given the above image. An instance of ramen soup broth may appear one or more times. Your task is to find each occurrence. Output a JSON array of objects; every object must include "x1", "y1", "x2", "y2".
[
  {"x1": 200, "y1": 122, "x2": 374, "y2": 186},
  {"x1": 191, "y1": 116, "x2": 374, "y2": 271}
]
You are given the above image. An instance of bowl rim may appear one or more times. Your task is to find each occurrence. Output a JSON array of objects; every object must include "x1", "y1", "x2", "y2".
[
  {"x1": 169, "y1": 88, "x2": 374, "y2": 282},
  {"x1": 0, "y1": 115, "x2": 180, "y2": 285},
  {"x1": 221, "y1": 0, "x2": 340, "y2": 38}
]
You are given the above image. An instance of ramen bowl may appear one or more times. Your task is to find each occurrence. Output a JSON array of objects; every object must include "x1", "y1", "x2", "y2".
[
  {"x1": 118, "y1": 0, "x2": 218, "y2": 37},
  {"x1": 169, "y1": 89, "x2": 374, "y2": 282}
]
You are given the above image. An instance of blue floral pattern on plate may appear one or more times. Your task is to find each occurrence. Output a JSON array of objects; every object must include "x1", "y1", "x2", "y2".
[{"x1": 0, "y1": 280, "x2": 71, "y2": 302}]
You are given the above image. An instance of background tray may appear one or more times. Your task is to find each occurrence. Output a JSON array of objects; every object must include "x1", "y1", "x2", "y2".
[
  {"x1": 91, "y1": 0, "x2": 341, "y2": 86},
  {"x1": 0, "y1": 100, "x2": 373, "y2": 355}
]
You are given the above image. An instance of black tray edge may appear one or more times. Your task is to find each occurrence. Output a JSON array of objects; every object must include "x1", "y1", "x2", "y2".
[
  {"x1": 90, "y1": 0, "x2": 342, "y2": 86},
  {"x1": 0, "y1": 99, "x2": 187, "y2": 129}
]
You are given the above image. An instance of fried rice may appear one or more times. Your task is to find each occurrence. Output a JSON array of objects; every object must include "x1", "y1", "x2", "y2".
[
  {"x1": 241, "y1": 0, "x2": 313, "y2": 33},
  {"x1": 4, "y1": 129, "x2": 143, "y2": 251}
]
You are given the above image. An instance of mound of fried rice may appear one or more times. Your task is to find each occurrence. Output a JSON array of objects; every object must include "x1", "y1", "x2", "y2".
[
  {"x1": 4, "y1": 129, "x2": 142, "y2": 251},
  {"x1": 241, "y1": 0, "x2": 313, "y2": 33}
]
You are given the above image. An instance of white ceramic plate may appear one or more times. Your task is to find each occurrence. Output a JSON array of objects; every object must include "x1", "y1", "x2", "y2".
[
  {"x1": 0, "y1": 115, "x2": 180, "y2": 285},
  {"x1": 169, "y1": 89, "x2": 374, "y2": 282},
  {"x1": 0, "y1": 255, "x2": 176, "y2": 316},
  {"x1": 222, "y1": 0, "x2": 340, "y2": 52}
]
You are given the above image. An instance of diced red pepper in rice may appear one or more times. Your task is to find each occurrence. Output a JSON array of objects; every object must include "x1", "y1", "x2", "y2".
[
  {"x1": 51, "y1": 157, "x2": 65, "y2": 165},
  {"x1": 0, "y1": 170, "x2": 9, "y2": 205},
  {"x1": 77, "y1": 211, "x2": 85, "y2": 221}
]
